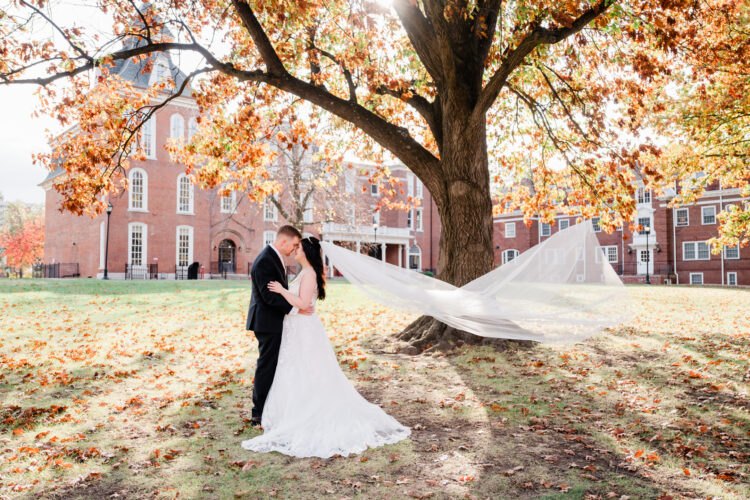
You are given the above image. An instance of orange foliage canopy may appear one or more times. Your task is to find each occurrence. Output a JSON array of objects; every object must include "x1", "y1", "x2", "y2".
[{"x1": 0, "y1": 216, "x2": 44, "y2": 268}]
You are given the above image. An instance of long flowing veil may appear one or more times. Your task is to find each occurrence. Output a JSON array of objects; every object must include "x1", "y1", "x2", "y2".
[{"x1": 320, "y1": 220, "x2": 632, "y2": 344}]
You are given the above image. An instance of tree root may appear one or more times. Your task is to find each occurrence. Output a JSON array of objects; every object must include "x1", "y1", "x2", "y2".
[{"x1": 394, "y1": 315, "x2": 535, "y2": 354}]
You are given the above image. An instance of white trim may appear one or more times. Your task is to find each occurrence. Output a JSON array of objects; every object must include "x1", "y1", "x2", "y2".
[
  {"x1": 723, "y1": 245, "x2": 739, "y2": 260},
  {"x1": 407, "y1": 174, "x2": 414, "y2": 197},
  {"x1": 408, "y1": 245, "x2": 422, "y2": 271},
  {"x1": 597, "y1": 245, "x2": 618, "y2": 263},
  {"x1": 262, "y1": 196, "x2": 276, "y2": 220},
  {"x1": 188, "y1": 117, "x2": 198, "y2": 139},
  {"x1": 416, "y1": 207, "x2": 423, "y2": 232},
  {"x1": 701, "y1": 205, "x2": 717, "y2": 225},
  {"x1": 127, "y1": 222, "x2": 148, "y2": 266},
  {"x1": 591, "y1": 217, "x2": 601, "y2": 232},
  {"x1": 176, "y1": 174, "x2": 194, "y2": 214},
  {"x1": 502, "y1": 249, "x2": 519, "y2": 264},
  {"x1": 142, "y1": 115, "x2": 156, "y2": 160},
  {"x1": 689, "y1": 272, "x2": 703, "y2": 285},
  {"x1": 683, "y1": 241, "x2": 710, "y2": 261},
  {"x1": 128, "y1": 168, "x2": 148, "y2": 211},
  {"x1": 727, "y1": 272, "x2": 737, "y2": 286},
  {"x1": 558, "y1": 219, "x2": 569, "y2": 230},
  {"x1": 407, "y1": 208, "x2": 413, "y2": 229},
  {"x1": 263, "y1": 230, "x2": 276, "y2": 247},
  {"x1": 539, "y1": 222, "x2": 551, "y2": 237},
  {"x1": 170, "y1": 113, "x2": 185, "y2": 139},
  {"x1": 674, "y1": 207, "x2": 689, "y2": 226},
  {"x1": 505, "y1": 222, "x2": 516, "y2": 238},
  {"x1": 416, "y1": 179, "x2": 423, "y2": 198},
  {"x1": 99, "y1": 221, "x2": 106, "y2": 270},
  {"x1": 175, "y1": 225, "x2": 194, "y2": 267}
]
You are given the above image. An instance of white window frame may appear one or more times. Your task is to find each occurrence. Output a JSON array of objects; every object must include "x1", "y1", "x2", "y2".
[
  {"x1": 592, "y1": 217, "x2": 601, "y2": 232},
  {"x1": 727, "y1": 272, "x2": 737, "y2": 286},
  {"x1": 370, "y1": 182, "x2": 379, "y2": 195},
  {"x1": 502, "y1": 249, "x2": 519, "y2": 265},
  {"x1": 596, "y1": 245, "x2": 618, "y2": 263},
  {"x1": 372, "y1": 207, "x2": 380, "y2": 226},
  {"x1": 540, "y1": 222, "x2": 551, "y2": 237},
  {"x1": 558, "y1": 219, "x2": 569, "y2": 230},
  {"x1": 408, "y1": 245, "x2": 422, "y2": 271},
  {"x1": 263, "y1": 230, "x2": 276, "y2": 247},
  {"x1": 701, "y1": 205, "x2": 716, "y2": 225},
  {"x1": 188, "y1": 117, "x2": 198, "y2": 139},
  {"x1": 127, "y1": 222, "x2": 147, "y2": 267},
  {"x1": 416, "y1": 207, "x2": 423, "y2": 231},
  {"x1": 637, "y1": 187, "x2": 651, "y2": 204},
  {"x1": 683, "y1": 241, "x2": 711, "y2": 261},
  {"x1": 141, "y1": 115, "x2": 156, "y2": 159},
  {"x1": 303, "y1": 196, "x2": 314, "y2": 224},
  {"x1": 689, "y1": 272, "x2": 703, "y2": 285},
  {"x1": 175, "y1": 225, "x2": 194, "y2": 268},
  {"x1": 262, "y1": 196, "x2": 277, "y2": 220},
  {"x1": 675, "y1": 208, "x2": 689, "y2": 227},
  {"x1": 170, "y1": 113, "x2": 185, "y2": 139},
  {"x1": 128, "y1": 168, "x2": 148, "y2": 212},
  {"x1": 176, "y1": 174, "x2": 194, "y2": 214},
  {"x1": 505, "y1": 222, "x2": 516, "y2": 238},
  {"x1": 99, "y1": 221, "x2": 106, "y2": 270},
  {"x1": 407, "y1": 208, "x2": 413, "y2": 229},
  {"x1": 416, "y1": 179, "x2": 423, "y2": 198},
  {"x1": 723, "y1": 245, "x2": 739, "y2": 259},
  {"x1": 637, "y1": 216, "x2": 652, "y2": 234},
  {"x1": 407, "y1": 174, "x2": 414, "y2": 197}
]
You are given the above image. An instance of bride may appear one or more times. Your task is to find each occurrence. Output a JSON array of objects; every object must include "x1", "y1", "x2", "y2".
[{"x1": 241, "y1": 236, "x2": 411, "y2": 458}]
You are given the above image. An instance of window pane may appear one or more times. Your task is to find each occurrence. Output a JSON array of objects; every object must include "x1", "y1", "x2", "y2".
[
  {"x1": 703, "y1": 206, "x2": 716, "y2": 224},
  {"x1": 697, "y1": 242, "x2": 710, "y2": 259},
  {"x1": 131, "y1": 171, "x2": 143, "y2": 209},
  {"x1": 178, "y1": 227, "x2": 190, "y2": 266},
  {"x1": 559, "y1": 219, "x2": 569, "y2": 230},
  {"x1": 592, "y1": 217, "x2": 601, "y2": 232},
  {"x1": 676, "y1": 209, "x2": 688, "y2": 226},
  {"x1": 541, "y1": 222, "x2": 550, "y2": 236},
  {"x1": 130, "y1": 225, "x2": 143, "y2": 266},
  {"x1": 724, "y1": 245, "x2": 739, "y2": 259},
  {"x1": 684, "y1": 242, "x2": 695, "y2": 260},
  {"x1": 505, "y1": 222, "x2": 515, "y2": 238}
]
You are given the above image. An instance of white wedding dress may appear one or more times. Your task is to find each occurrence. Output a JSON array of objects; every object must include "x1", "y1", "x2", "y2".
[{"x1": 240, "y1": 269, "x2": 411, "y2": 458}]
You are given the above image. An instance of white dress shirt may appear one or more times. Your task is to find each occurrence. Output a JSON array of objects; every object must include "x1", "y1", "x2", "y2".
[{"x1": 269, "y1": 244, "x2": 298, "y2": 315}]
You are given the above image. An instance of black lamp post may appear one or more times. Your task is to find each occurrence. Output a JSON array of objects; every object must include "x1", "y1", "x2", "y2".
[
  {"x1": 373, "y1": 222, "x2": 378, "y2": 244},
  {"x1": 103, "y1": 202, "x2": 113, "y2": 280},
  {"x1": 644, "y1": 224, "x2": 651, "y2": 284}
]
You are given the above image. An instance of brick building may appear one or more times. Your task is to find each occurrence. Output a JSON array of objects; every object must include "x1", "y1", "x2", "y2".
[
  {"x1": 493, "y1": 183, "x2": 748, "y2": 286},
  {"x1": 40, "y1": 38, "x2": 440, "y2": 279}
]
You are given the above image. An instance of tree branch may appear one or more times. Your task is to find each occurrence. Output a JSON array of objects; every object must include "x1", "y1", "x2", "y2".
[{"x1": 474, "y1": 0, "x2": 613, "y2": 119}]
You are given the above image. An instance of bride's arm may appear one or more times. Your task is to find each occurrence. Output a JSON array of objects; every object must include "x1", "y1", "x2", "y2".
[{"x1": 268, "y1": 272, "x2": 316, "y2": 309}]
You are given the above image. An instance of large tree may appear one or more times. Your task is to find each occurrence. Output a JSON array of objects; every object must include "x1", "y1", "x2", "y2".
[{"x1": 0, "y1": 0, "x2": 719, "y2": 348}]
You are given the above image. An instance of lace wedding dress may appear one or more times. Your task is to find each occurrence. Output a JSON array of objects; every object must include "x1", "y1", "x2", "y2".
[{"x1": 240, "y1": 269, "x2": 411, "y2": 458}]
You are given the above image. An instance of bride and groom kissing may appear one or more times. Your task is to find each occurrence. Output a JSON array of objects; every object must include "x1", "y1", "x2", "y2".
[{"x1": 241, "y1": 225, "x2": 411, "y2": 458}]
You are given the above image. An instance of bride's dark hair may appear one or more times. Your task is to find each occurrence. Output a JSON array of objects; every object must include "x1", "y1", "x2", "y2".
[{"x1": 301, "y1": 236, "x2": 326, "y2": 301}]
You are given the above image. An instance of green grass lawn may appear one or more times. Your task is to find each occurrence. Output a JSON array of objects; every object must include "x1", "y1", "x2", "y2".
[{"x1": 0, "y1": 279, "x2": 748, "y2": 499}]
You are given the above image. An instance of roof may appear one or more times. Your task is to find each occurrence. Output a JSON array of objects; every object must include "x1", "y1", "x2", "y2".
[{"x1": 110, "y1": 34, "x2": 191, "y2": 93}]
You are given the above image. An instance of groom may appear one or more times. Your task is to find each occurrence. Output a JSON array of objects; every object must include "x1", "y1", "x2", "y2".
[{"x1": 246, "y1": 225, "x2": 313, "y2": 426}]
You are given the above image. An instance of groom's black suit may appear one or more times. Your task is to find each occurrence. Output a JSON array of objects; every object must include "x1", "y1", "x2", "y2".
[{"x1": 246, "y1": 245, "x2": 293, "y2": 419}]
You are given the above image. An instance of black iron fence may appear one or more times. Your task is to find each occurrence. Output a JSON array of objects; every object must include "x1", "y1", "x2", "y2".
[
  {"x1": 611, "y1": 263, "x2": 674, "y2": 276},
  {"x1": 41, "y1": 263, "x2": 80, "y2": 278},
  {"x1": 175, "y1": 265, "x2": 188, "y2": 280}
]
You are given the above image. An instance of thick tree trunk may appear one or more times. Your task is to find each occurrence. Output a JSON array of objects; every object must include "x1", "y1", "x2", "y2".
[{"x1": 396, "y1": 109, "x2": 521, "y2": 353}]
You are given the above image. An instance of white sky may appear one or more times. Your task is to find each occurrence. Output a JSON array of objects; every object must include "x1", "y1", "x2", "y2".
[{"x1": 0, "y1": 84, "x2": 59, "y2": 204}]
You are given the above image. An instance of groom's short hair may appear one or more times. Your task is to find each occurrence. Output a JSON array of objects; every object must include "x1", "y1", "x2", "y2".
[{"x1": 276, "y1": 225, "x2": 302, "y2": 240}]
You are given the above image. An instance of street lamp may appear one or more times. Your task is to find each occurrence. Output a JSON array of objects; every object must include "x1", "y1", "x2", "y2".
[
  {"x1": 643, "y1": 224, "x2": 651, "y2": 284},
  {"x1": 103, "y1": 202, "x2": 113, "y2": 280},
  {"x1": 373, "y1": 222, "x2": 379, "y2": 244}
]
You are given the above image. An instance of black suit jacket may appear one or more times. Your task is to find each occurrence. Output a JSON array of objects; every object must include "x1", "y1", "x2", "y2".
[{"x1": 246, "y1": 246, "x2": 294, "y2": 333}]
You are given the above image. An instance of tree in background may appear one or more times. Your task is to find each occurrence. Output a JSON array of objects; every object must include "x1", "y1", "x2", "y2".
[
  {"x1": 0, "y1": 0, "x2": 733, "y2": 348},
  {"x1": 0, "y1": 214, "x2": 44, "y2": 270}
]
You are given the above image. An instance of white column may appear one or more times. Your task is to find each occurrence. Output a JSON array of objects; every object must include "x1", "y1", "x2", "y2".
[
  {"x1": 381, "y1": 243, "x2": 387, "y2": 262},
  {"x1": 398, "y1": 244, "x2": 403, "y2": 267}
]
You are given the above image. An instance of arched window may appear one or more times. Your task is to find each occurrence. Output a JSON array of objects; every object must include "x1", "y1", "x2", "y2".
[
  {"x1": 175, "y1": 225, "x2": 194, "y2": 267},
  {"x1": 177, "y1": 174, "x2": 194, "y2": 214},
  {"x1": 408, "y1": 245, "x2": 422, "y2": 271},
  {"x1": 188, "y1": 117, "x2": 198, "y2": 139},
  {"x1": 170, "y1": 113, "x2": 185, "y2": 139},
  {"x1": 128, "y1": 168, "x2": 148, "y2": 211},
  {"x1": 502, "y1": 249, "x2": 519, "y2": 265}
]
